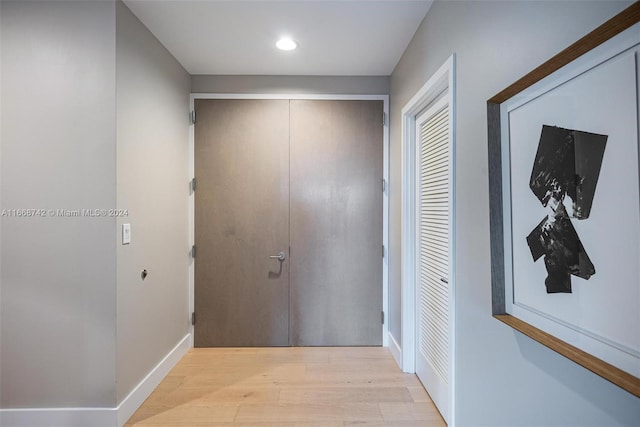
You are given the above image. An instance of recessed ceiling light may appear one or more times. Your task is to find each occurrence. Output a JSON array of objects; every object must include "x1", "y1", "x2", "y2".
[{"x1": 276, "y1": 38, "x2": 298, "y2": 51}]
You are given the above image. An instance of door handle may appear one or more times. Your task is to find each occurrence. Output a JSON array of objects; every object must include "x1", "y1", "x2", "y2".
[
  {"x1": 440, "y1": 277, "x2": 448, "y2": 284},
  {"x1": 269, "y1": 251, "x2": 286, "y2": 261}
]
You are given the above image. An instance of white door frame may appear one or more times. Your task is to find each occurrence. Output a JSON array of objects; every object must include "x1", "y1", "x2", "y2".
[
  {"x1": 188, "y1": 93, "x2": 390, "y2": 348},
  {"x1": 401, "y1": 55, "x2": 456, "y2": 423}
]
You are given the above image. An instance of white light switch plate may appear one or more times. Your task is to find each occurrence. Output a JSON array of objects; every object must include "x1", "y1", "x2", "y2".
[{"x1": 122, "y1": 223, "x2": 131, "y2": 245}]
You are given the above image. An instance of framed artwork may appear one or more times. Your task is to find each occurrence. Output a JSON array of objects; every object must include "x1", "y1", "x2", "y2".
[{"x1": 487, "y1": 3, "x2": 640, "y2": 397}]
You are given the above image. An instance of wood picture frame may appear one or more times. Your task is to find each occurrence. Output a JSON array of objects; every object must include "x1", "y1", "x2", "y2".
[{"x1": 487, "y1": 3, "x2": 640, "y2": 398}]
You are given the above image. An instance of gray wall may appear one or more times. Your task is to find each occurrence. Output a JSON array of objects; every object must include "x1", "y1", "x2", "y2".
[
  {"x1": 0, "y1": 0, "x2": 191, "y2": 409},
  {"x1": 389, "y1": 1, "x2": 640, "y2": 425},
  {"x1": 1, "y1": 0, "x2": 117, "y2": 407},
  {"x1": 192, "y1": 75, "x2": 389, "y2": 95},
  {"x1": 116, "y1": 1, "x2": 190, "y2": 403}
]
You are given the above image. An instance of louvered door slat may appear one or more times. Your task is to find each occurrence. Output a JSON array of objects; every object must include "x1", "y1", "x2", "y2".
[{"x1": 417, "y1": 103, "x2": 450, "y2": 388}]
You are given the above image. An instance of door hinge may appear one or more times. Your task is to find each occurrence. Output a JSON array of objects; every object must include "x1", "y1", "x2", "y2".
[
  {"x1": 191, "y1": 245, "x2": 196, "y2": 258},
  {"x1": 382, "y1": 178, "x2": 386, "y2": 192},
  {"x1": 382, "y1": 111, "x2": 387, "y2": 126},
  {"x1": 191, "y1": 312, "x2": 196, "y2": 325},
  {"x1": 190, "y1": 110, "x2": 196, "y2": 125},
  {"x1": 381, "y1": 311, "x2": 385, "y2": 324},
  {"x1": 190, "y1": 178, "x2": 197, "y2": 193},
  {"x1": 382, "y1": 245, "x2": 385, "y2": 258}
]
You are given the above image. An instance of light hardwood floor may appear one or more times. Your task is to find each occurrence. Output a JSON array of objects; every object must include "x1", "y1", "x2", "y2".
[{"x1": 125, "y1": 347, "x2": 446, "y2": 426}]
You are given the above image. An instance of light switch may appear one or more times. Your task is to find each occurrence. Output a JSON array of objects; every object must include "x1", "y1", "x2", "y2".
[{"x1": 122, "y1": 223, "x2": 131, "y2": 245}]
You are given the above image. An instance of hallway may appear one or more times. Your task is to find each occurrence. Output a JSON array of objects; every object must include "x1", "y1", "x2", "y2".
[{"x1": 125, "y1": 347, "x2": 446, "y2": 426}]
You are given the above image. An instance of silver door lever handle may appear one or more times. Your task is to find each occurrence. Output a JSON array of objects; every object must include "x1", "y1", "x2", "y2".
[{"x1": 269, "y1": 251, "x2": 286, "y2": 261}]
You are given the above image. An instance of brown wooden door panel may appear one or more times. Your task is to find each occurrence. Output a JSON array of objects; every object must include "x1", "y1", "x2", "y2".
[
  {"x1": 194, "y1": 98, "x2": 383, "y2": 347},
  {"x1": 289, "y1": 100, "x2": 384, "y2": 346},
  {"x1": 194, "y1": 99, "x2": 290, "y2": 347}
]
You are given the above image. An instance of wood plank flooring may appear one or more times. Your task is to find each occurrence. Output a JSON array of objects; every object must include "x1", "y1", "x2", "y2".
[{"x1": 125, "y1": 347, "x2": 446, "y2": 427}]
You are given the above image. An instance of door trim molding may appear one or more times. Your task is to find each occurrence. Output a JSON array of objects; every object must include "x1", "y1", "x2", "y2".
[
  {"x1": 400, "y1": 55, "x2": 456, "y2": 424},
  {"x1": 189, "y1": 93, "x2": 390, "y2": 348}
]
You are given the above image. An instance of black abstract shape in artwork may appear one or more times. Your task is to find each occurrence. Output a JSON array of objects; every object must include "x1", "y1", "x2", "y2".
[
  {"x1": 527, "y1": 125, "x2": 607, "y2": 293},
  {"x1": 526, "y1": 204, "x2": 595, "y2": 293}
]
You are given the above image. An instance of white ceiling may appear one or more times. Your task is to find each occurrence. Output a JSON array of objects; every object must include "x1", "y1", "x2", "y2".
[{"x1": 123, "y1": 1, "x2": 433, "y2": 76}]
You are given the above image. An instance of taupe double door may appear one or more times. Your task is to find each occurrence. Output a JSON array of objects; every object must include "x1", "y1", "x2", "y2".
[{"x1": 194, "y1": 99, "x2": 382, "y2": 347}]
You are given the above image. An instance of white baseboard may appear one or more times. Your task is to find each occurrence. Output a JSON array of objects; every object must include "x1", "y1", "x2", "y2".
[
  {"x1": 389, "y1": 332, "x2": 403, "y2": 370},
  {"x1": 117, "y1": 333, "x2": 191, "y2": 426},
  {"x1": 0, "y1": 333, "x2": 191, "y2": 427},
  {"x1": 0, "y1": 407, "x2": 116, "y2": 427}
]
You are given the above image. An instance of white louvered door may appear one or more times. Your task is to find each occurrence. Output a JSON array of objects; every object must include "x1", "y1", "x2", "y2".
[{"x1": 415, "y1": 95, "x2": 452, "y2": 423}]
